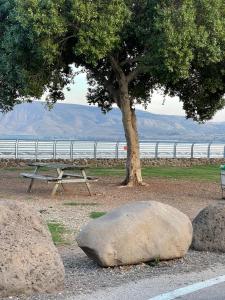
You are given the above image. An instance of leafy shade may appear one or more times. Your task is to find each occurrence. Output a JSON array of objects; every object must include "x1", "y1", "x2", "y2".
[
  {"x1": 154, "y1": 0, "x2": 225, "y2": 121},
  {"x1": 1, "y1": 0, "x2": 225, "y2": 120},
  {"x1": 87, "y1": 0, "x2": 225, "y2": 121},
  {"x1": 0, "y1": 0, "x2": 129, "y2": 110}
]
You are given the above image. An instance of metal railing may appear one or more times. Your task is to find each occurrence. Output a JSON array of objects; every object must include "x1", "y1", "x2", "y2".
[{"x1": 0, "y1": 139, "x2": 225, "y2": 160}]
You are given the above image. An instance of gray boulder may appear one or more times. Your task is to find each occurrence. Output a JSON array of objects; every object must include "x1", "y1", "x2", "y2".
[
  {"x1": 192, "y1": 204, "x2": 225, "y2": 252},
  {"x1": 76, "y1": 201, "x2": 192, "y2": 267},
  {"x1": 0, "y1": 200, "x2": 65, "y2": 297}
]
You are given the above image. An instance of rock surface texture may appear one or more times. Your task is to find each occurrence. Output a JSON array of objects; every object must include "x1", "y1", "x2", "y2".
[
  {"x1": 76, "y1": 201, "x2": 193, "y2": 267},
  {"x1": 192, "y1": 204, "x2": 225, "y2": 252},
  {"x1": 0, "y1": 200, "x2": 65, "y2": 297}
]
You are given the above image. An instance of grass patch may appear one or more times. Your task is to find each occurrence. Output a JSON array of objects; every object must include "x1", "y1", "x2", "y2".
[
  {"x1": 1, "y1": 166, "x2": 33, "y2": 172},
  {"x1": 146, "y1": 257, "x2": 161, "y2": 267},
  {"x1": 90, "y1": 211, "x2": 107, "y2": 219},
  {"x1": 89, "y1": 164, "x2": 221, "y2": 182},
  {"x1": 142, "y1": 164, "x2": 220, "y2": 181},
  {"x1": 89, "y1": 166, "x2": 125, "y2": 177},
  {"x1": 47, "y1": 221, "x2": 70, "y2": 245},
  {"x1": 2, "y1": 166, "x2": 58, "y2": 172},
  {"x1": 63, "y1": 202, "x2": 98, "y2": 206},
  {"x1": 1, "y1": 163, "x2": 222, "y2": 182}
]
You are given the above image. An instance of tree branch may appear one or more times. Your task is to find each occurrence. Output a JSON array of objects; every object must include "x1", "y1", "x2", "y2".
[
  {"x1": 110, "y1": 55, "x2": 141, "y2": 83},
  {"x1": 120, "y1": 56, "x2": 141, "y2": 66},
  {"x1": 109, "y1": 56, "x2": 126, "y2": 82},
  {"x1": 104, "y1": 79, "x2": 118, "y2": 101},
  {"x1": 58, "y1": 34, "x2": 76, "y2": 44},
  {"x1": 126, "y1": 67, "x2": 140, "y2": 83},
  {"x1": 90, "y1": 69, "x2": 118, "y2": 102},
  {"x1": 120, "y1": 49, "x2": 147, "y2": 66}
]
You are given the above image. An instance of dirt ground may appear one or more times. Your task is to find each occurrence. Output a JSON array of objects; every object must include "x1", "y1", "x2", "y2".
[
  {"x1": 1, "y1": 169, "x2": 221, "y2": 219},
  {"x1": 1, "y1": 169, "x2": 224, "y2": 300}
]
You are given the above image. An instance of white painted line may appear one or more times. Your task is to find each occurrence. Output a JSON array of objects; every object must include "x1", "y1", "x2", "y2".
[{"x1": 148, "y1": 274, "x2": 225, "y2": 300}]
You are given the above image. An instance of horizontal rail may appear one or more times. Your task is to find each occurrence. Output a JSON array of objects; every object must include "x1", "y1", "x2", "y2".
[{"x1": 0, "y1": 139, "x2": 224, "y2": 160}]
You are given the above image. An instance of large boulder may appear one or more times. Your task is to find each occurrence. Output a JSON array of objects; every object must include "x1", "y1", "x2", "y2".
[
  {"x1": 76, "y1": 201, "x2": 192, "y2": 267},
  {"x1": 0, "y1": 200, "x2": 65, "y2": 297},
  {"x1": 192, "y1": 204, "x2": 225, "y2": 252}
]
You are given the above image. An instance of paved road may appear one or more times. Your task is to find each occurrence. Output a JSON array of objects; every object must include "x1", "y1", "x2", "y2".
[
  {"x1": 181, "y1": 282, "x2": 225, "y2": 299},
  {"x1": 71, "y1": 264, "x2": 225, "y2": 300}
]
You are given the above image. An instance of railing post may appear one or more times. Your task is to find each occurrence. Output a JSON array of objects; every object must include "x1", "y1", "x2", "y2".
[
  {"x1": 115, "y1": 142, "x2": 119, "y2": 159},
  {"x1": 94, "y1": 142, "x2": 97, "y2": 159},
  {"x1": 191, "y1": 143, "x2": 195, "y2": 158},
  {"x1": 10, "y1": 139, "x2": 222, "y2": 160},
  {"x1": 70, "y1": 140, "x2": 74, "y2": 160},
  {"x1": 173, "y1": 142, "x2": 177, "y2": 158},
  {"x1": 53, "y1": 140, "x2": 57, "y2": 160},
  {"x1": 207, "y1": 143, "x2": 212, "y2": 159},
  {"x1": 15, "y1": 140, "x2": 19, "y2": 159},
  {"x1": 35, "y1": 140, "x2": 38, "y2": 161},
  {"x1": 155, "y1": 142, "x2": 159, "y2": 158}
]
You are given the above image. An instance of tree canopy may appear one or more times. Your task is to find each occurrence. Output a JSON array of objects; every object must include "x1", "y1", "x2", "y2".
[
  {"x1": 0, "y1": 0, "x2": 129, "y2": 108},
  {"x1": 1, "y1": 0, "x2": 225, "y2": 120}
]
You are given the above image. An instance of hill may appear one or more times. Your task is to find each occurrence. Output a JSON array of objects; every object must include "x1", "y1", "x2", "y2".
[{"x1": 0, "y1": 102, "x2": 224, "y2": 141}]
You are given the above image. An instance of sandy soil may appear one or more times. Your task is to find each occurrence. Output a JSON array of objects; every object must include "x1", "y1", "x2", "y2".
[{"x1": 0, "y1": 170, "x2": 221, "y2": 219}]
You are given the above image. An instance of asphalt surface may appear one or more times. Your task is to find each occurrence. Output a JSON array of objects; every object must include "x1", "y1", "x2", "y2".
[
  {"x1": 181, "y1": 282, "x2": 225, "y2": 300},
  {"x1": 71, "y1": 264, "x2": 225, "y2": 300}
]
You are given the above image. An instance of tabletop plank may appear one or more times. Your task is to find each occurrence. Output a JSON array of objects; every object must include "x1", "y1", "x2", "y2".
[{"x1": 28, "y1": 162, "x2": 89, "y2": 170}]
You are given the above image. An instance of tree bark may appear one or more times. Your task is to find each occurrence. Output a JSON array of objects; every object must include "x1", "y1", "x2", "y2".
[
  {"x1": 109, "y1": 55, "x2": 142, "y2": 186},
  {"x1": 119, "y1": 84, "x2": 143, "y2": 186}
]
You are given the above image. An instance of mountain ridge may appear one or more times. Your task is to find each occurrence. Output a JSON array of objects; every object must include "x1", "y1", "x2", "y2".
[{"x1": 0, "y1": 102, "x2": 224, "y2": 142}]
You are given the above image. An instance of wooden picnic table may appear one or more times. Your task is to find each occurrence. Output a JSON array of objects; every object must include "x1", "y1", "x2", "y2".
[{"x1": 21, "y1": 162, "x2": 97, "y2": 197}]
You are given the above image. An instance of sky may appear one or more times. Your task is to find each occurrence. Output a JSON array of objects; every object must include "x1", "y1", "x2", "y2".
[{"x1": 63, "y1": 72, "x2": 225, "y2": 123}]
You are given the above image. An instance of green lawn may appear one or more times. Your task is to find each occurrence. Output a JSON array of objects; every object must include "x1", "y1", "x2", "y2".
[
  {"x1": 3, "y1": 164, "x2": 221, "y2": 182},
  {"x1": 88, "y1": 164, "x2": 221, "y2": 182}
]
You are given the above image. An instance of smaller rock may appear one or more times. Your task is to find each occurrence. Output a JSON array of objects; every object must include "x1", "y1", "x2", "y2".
[
  {"x1": 0, "y1": 200, "x2": 65, "y2": 297},
  {"x1": 192, "y1": 204, "x2": 225, "y2": 252}
]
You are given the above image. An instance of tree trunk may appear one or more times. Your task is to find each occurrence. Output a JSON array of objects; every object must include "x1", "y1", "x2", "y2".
[
  {"x1": 108, "y1": 55, "x2": 142, "y2": 186},
  {"x1": 119, "y1": 87, "x2": 143, "y2": 186}
]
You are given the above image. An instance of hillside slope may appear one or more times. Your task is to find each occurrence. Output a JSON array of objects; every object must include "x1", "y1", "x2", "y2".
[{"x1": 0, "y1": 102, "x2": 224, "y2": 141}]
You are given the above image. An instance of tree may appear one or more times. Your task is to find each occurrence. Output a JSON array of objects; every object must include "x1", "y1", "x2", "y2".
[{"x1": 1, "y1": 0, "x2": 225, "y2": 185}]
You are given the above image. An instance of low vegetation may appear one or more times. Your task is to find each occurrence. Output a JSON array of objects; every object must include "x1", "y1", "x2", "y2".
[
  {"x1": 63, "y1": 202, "x2": 98, "y2": 206},
  {"x1": 89, "y1": 211, "x2": 107, "y2": 219},
  {"x1": 89, "y1": 165, "x2": 221, "y2": 182},
  {"x1": 47, "y1": 221, "x2": 70, "y2": 246},
  {"x1": 1, "y1": 164, "x2": 221, "y2": 182},
  {"x1": 146, "y1": 257, "x2": 161, "y2": 267}
]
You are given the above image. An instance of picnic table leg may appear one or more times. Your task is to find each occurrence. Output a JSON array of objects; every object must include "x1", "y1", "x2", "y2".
[
  {"x1": 27, "y1": 166, "x2": 39, "y2": 193},
  {"x1": 61, "y1": 183, "x2": 66, "y2": 191},
  {"x1": 58, "y1": 183, "x2": 65, "y2": 195},
  {"x1": 51, "y1": 183, "x2": 60, "y2": 197},
  {"x1": 27, "y1": 179, "x2": 34, "y2": 193},
  {"x1": 86, "y1": 182, "x2": 92, "y2": 196},
  {"x1": 81, "y1": 170, "x2": 92, "y2": 196},
  {"x1": 51, "y1": 169, "x2": 64, "y2": 197}
]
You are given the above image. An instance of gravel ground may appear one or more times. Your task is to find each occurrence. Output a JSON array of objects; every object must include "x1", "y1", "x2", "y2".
[
  {"x1": 6, "y1": 249, "x2": 225, "y2": 300},
  {"x1": 0, "y1": 170, "x2": 224, "y2": 299}
]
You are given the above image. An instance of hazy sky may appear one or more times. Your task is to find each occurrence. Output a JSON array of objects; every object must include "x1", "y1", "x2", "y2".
[{"x1": 63, "y1": 72, "x2": 225, "y2": 122}]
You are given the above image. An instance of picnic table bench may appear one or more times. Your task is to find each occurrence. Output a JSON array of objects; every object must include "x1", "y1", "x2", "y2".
[{"x1": 21, "y1": 162, "x2": 98, "y2": 197}]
